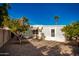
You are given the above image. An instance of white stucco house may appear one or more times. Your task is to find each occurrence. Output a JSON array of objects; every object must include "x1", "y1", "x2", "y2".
[{"x1": 30, "y1": 25, "x2": 66, "y2": 42}]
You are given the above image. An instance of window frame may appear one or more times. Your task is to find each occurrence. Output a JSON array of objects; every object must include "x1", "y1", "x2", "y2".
[{"x1": 51, "y1": 29, "x2": 55, "y2": 37}]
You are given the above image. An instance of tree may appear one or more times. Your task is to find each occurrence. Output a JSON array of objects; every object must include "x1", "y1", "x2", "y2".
[
  {"x1": 22, "y1": 16, "x2": 30, "y2": 29},
  {"x1": 0, "y1": 4, "x2": 30, "y2": 33},
  {"x1": 2, "y1": 17, "x2": 10, "y2": 27},
  {"x1": 54, "y1": 16, "x2": 59, "y2": 25},
  {"x1": 2, "y1": 3, "x2": 11, "y2": 16},
  {"x1": 8, "y1": 19, "x2": 20, "y2": 32},
  {"x1": 62, "y1": 25, "x2": 73, "y2": 40},
  {"x1": 19, "y1": 16, "x2": 29, "y2": 26},
  {"x1": 0, "y1": 3, "x2": 11, "y2": 26},
  {"x1": 62, "y1": 21, "x2": 79, "y2": 46},
  {"x1": 17, "y1": 16, "x2": 30, "y2": 32}
]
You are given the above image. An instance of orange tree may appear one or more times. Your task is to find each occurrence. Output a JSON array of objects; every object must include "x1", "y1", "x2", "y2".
[
  {"x1": 62, "y1": 21, "x2": 79, "y2": 41},
  {"x1": 62, "y1": 21, "x2": 79, "y2": 46}
]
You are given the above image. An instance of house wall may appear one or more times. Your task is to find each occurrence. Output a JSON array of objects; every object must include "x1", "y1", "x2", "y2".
[
  {"x1": 0, "y1": 29, "x2": 11, "y2": 48},
  {"x1": 42, "y1": 25, "x2": 66, "y2": 42},
  {"x1": 31, "y1": 25, "x2": 66, "y2": 42}
]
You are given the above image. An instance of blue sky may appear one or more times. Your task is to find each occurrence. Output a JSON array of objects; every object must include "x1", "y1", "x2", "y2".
[{"x1": 8, "y1": 3, "x2": 79, "y2": 25}]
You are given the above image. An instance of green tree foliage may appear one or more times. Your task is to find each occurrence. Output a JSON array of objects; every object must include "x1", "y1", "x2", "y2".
[
  {"x1": 0, "y1": 3, "x2": 10, "y2": 26},
  {"x1": 62, "y1": 21, "x2": 79, "y2": 41},
  {"x1": 17, "y1": 16, "x2": 30, "y2": 32},
  {"x1": 8, "y1": 19, "x2": 19, "y2": 32},
  {"x1": 2, "y1": 3, "x2": 11, "y2": 16},
  {"x1": 21, "y1": 16, "x2": 29, "y2": 26},
  {"x1": 0, "y1": 3, "x2": 30, "y2": 33},
  {"x1": 9, "y1": 17, "x2": 30, "y2": 33}
]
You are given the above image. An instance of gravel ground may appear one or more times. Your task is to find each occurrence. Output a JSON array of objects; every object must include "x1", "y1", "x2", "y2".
[{"x1": 0, "y1": 38, "x2": 79, "y2": 56}]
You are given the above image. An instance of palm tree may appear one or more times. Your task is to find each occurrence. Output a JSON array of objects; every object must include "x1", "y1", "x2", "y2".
[{"x1": 54, "y1": 16, "x2": 59, "y2": 25}]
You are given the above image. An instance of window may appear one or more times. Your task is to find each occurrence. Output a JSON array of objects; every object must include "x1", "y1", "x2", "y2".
[
  {"x1": 32, "y1": 30, "x2": 38, "y2": 34},
  {"x1": 51, "y1": 29, "x2": 55, "y2": 37}
]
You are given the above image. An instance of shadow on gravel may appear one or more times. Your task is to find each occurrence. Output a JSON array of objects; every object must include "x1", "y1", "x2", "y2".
[
  {"x1": 0, "y1": 39, "x2": 44, "y2": 56},
  {"x1": 1, "y1": 38, "x2": 79, "y2": 56}
]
